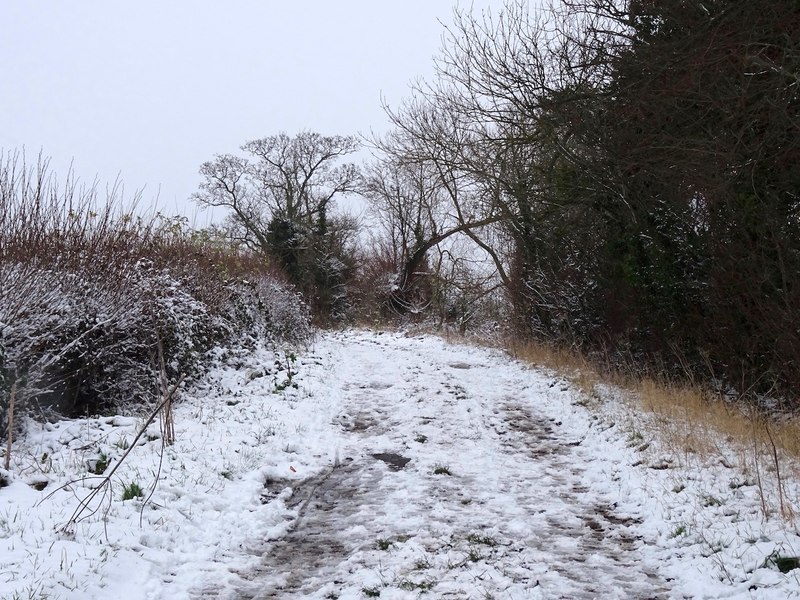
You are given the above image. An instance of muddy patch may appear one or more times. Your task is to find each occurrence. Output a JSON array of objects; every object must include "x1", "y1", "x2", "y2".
[
  {"x1": 209, "y1": 460, "x2": 386, "y2": 599},
  {"x1": 334, "y1": 411, "x2": 379, "y2": 433},
  {"x1": 448, "y1": 362, "x2": 473, "y2": 370},
  {"x1": 371, "y1": 452, "x2": 410, "y2": 471},
  {"x1": 494, "y1": 402, "x2": 566, "y2": 460},
  {"x1": 360, "y1": 381, "x2": 394, "y2": 390}
]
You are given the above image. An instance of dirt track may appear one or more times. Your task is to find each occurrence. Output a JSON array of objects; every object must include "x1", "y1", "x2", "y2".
[{"x1": 195, "y1": 331, "x2": 670, "y2": 599}]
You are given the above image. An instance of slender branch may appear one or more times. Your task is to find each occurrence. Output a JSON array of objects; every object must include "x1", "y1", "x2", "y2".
[{"x1": 56, "y1": 373, "x2": 186, "y2": 532}]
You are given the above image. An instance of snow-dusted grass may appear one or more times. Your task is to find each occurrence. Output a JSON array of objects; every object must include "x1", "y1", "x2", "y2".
[
  {"x1": 582, "y1": 382, "x2": 800, "y2": 596},
  {"x1": 1, "y1": 343, "x2": 315, "y2": 599},
  {"x1": 510, "y1": 338, "x2": 800, "y2": 523},
  {"x1": 633, "y1": 379, "x2": 800, "y2": 521},
  {"x1": 1, "y1": 330, "x2": 799, "y2": 599}
]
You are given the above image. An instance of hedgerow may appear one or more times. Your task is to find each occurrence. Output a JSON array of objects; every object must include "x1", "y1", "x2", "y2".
[{"x1": 0, "y1": 151, "x2": 310, "y2": 424}]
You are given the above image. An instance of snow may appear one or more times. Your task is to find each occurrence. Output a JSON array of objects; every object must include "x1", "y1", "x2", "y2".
[{"x1": 2, "y1": 329, "x2": 799, "y2": 599}]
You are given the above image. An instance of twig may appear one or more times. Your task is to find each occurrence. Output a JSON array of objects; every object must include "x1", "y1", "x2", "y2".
[
  {"x1": 156, "y1": 335, "x2": 175, "y2": 446},
  {"x1": 751, "y1": 409, "x2": 768, "y2": 518},
  {"x1": 763, "y1": 419, "x2": 790, "y2": 520},
  {"x1": 4, "y1": 381, "x2": 16, "y2": 471},
  {"x1": 59, "y1": 373, "x2": 186, "y2": 533}
]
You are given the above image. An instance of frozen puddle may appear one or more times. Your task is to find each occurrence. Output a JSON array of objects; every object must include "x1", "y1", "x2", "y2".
[{"x1": 198, "y1": 331, "x2": 670, "y2": 599}]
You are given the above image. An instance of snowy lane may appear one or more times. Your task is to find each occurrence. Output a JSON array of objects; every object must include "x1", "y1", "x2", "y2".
[
  {"x1": 222, "y1": 331, "x2": 670, "y2": 599},
  {"x1": 7, "y1": 329, "x2": 800, "y2": 600}
]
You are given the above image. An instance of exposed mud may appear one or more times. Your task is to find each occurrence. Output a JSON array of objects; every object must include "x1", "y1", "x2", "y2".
[
  {"x1": 195, "y1": 333, "x2": 671, "y2": 599},
  {"x1": 493, "y1": 400, "x2": 668, "y2": 599},
  {"x1": 370, "y1": 452, "x2": 411, "y2": 471},
  {"x1": 198, "y1": 460, "x2": 386, "y2": 599}
]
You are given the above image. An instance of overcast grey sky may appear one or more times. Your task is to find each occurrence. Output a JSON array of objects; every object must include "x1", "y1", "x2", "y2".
[{"x1": 0, "y1": 1, "x2": 506, "y2": 223}]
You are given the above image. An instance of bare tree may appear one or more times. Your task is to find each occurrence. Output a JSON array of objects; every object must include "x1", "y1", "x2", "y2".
[
  {"x1": 243, "y1": 132, "x2": 360, "y2": 225},
  {"x1": 193, "y1": 132, "x2": 362, "y2": 319},
  {"x1": 193, "y1": 155, "x2": 269, "y2": 253},
  {"x1": 365, "y1": 120, "x2": 505, "y2": 315},
  {"x1": 193, "y1": 132, "x2": 360, "y2": 253}
]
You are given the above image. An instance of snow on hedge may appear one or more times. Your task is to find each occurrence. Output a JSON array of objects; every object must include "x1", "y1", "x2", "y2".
[{"x1": 0, "y1": 257, "x2": 311, "y2": 421}]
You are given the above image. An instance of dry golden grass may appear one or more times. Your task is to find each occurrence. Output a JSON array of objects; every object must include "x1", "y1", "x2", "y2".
[
  {"x1": 506, "y1": 338, "x2": 800, "y2": 519},
  {"x1": 636, "y1": 379, "x2": 800, "y2": 461},
  {"x1": 506, "y1": 339, "x2": 601, "y2": 397},
  {"x1": 636, "y1": 379, "x2": 732, "y2": 459},
  {"x1": 508, "y1": 339, "x2": 800, "y2": 457}
]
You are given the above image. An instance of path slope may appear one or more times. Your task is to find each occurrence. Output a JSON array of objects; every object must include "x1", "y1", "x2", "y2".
[{"x1": 211, "y1": 331, "x2": 669, "y2": 599}]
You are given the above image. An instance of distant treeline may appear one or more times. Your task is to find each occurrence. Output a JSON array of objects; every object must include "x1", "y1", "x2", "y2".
[{"x1": 190, "y1": 1, "x2": 800, "y2": 409}]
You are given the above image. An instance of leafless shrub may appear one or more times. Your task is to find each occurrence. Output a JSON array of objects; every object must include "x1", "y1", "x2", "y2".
[{"x1": 0, "y1": 151, "x2": 311, "y2": 433}]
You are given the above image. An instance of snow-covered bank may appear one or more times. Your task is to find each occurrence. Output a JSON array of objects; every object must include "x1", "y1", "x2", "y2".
[{"x1": 1, "y1": 330, "x2": 799, "y2": 599}]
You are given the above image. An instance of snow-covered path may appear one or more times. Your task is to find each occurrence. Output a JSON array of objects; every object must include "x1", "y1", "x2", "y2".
[
  {"x1": 203, "y1": 331, "x2": 669, "y2": 599},
  {"x1": 5, "y1": 329, "x2": 800, "y2": 599}
]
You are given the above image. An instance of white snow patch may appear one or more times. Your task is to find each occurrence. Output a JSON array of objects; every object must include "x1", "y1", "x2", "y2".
[{"x1": 0, "y1": 330, "x2": 798, "y2": 599}]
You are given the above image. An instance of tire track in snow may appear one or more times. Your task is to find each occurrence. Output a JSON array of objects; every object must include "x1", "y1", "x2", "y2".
[
  {"x1": 489, "y1": 399, "x2": 667, "y2": 598},
  {"x1": 198, "y1": 331, "x2": 670, "y2": 599}
]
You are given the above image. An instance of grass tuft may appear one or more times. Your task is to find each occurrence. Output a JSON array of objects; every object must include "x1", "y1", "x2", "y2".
[
  {"x1": 362, "y1": 586, "x2": 381, "y2": 597},
  {"x1": 466, "y1": 533, "x2": 497, "y2": 546},
  {"x1": 376, "y1": 538, "x2": 392, "y2": 551},
  {"x1": 121, "y1": 481, "x2": 144, "y2": 501}
]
